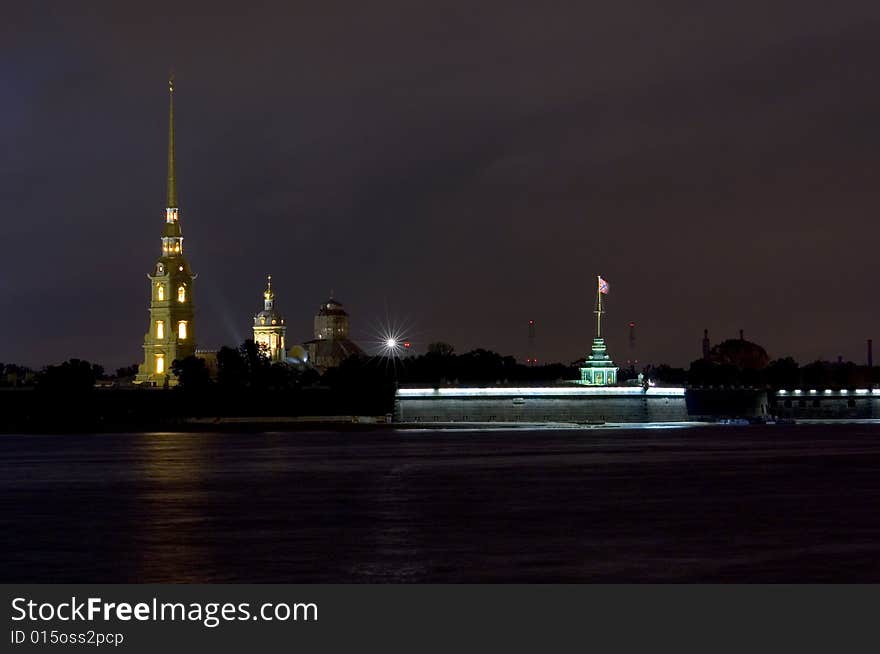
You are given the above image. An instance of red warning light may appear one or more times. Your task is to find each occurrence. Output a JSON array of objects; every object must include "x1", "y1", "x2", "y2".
[
  {"x1": 403, "y1": 341, "x2": 411, "y2": 349},
  {"x1": 629, "y1": 322, "x2": 635, "y2": 328}
]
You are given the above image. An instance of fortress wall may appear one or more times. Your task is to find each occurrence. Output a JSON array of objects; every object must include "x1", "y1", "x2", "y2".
[
  {"x1": 770, "y1": 391, "x2": 879, "y2": 419},
  {"x1": 394, "y1": 388, "x2": 880, "y2": 423},
  {"x1": 395, "y1": 388, "x2": 688, "y2": 423}
]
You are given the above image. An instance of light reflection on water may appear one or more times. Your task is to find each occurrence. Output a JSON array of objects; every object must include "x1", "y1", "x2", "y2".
[{"x1": 2, "y1": 424, "x2": 880, "y2": 582}]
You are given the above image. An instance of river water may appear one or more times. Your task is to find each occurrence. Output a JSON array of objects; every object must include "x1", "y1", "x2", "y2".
[{"x1": 2, "y1": 423, "x2": 880, "y2": 582}]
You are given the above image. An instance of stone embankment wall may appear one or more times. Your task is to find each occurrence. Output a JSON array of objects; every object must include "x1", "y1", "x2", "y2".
[
  {"x1": 770, "y1": 390, "x2": 880, "y2": 419},
  {"x1": 395, "y1": 388, "x2": 688, "y2": 423}
]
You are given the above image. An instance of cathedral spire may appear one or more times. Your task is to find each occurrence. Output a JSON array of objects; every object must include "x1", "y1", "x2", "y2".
[
  {"x1": 166, "y1": 74, "x2": 177, "y2": 209},
  {"x1": 254, "y1": 274, "x2": 286, "y2": 362},
  {"x1": 136, "y1": 74, "x2": 196, "y2": 386},
  {"x1": 162, "y1": 74, "x2": 182, "y2": 243}
]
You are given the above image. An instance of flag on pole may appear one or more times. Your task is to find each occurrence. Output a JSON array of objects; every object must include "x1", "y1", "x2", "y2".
[{"x1": 597, "y1": 275, "x2": 609, "y2": 294}]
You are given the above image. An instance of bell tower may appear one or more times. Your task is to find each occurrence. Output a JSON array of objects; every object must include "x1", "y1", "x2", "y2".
[
  {"x1": 135, "y1": 76, "x2": 197, "y2": 386},
  {"x1": 253, "y1": 275, "x2": 287, "y2": 362}
]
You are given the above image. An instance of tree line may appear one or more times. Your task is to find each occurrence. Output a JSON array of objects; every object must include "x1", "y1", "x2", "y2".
[{"x1": 2, "y1": 337, "x2": 877, "y2": 394}]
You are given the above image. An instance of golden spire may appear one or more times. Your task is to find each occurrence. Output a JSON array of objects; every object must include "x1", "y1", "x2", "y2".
[{"x1": 166, "y1": 72, "x2": 177, "y2": 209}]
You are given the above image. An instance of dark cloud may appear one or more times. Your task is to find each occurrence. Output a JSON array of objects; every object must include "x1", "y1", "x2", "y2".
[{"x1": 3, "y1": 1, "x2": 880, "y2": 369}]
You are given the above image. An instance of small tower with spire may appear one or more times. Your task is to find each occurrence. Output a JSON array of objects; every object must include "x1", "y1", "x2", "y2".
[
  {"x1": 577, "y1": 275, "x2": 619, "y2": 386},
  {"x1": 135, "y1": 75, "x2": 197, "y2": 385},
  {"x1": 253, "y1": 275, "x2": 287, "y2": 362}
]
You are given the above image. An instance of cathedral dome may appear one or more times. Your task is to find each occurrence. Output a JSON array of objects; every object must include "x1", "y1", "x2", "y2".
[
  {"x1": 709, "y1": 337, "x2": 769, "y2": 370},
  {"x1": 254, "y1": 308, "x2": 284, "y2": 326},
  {"x1": 317, "y1": 298, "x2": 348, "y2": 317}
]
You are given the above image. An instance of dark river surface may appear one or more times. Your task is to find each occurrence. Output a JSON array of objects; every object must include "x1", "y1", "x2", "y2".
[{"x1": 2, "y1": 423, "x2": 880, "y2": 582}]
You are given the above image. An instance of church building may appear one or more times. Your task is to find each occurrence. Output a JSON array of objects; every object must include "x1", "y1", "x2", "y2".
[
  {"x1": 253, "y1": 275, "x2": 287, "y2": 362},
  {"x1": 135, "y1": 78, "x2": 196, "y2": 386},
  {"x1": 302, "y1": 297, "x2": 364, "y2": 372}
]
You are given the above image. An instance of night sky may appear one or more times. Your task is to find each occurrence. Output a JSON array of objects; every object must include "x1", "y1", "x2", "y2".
[{"x1": 4, "y1": 1, "x2": 880, "y2": 371}]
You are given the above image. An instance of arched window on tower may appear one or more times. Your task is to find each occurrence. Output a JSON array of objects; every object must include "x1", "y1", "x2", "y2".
[
  {"x1": 156, "y1": 320, "x2": 165, "y2": 339},
  {"x1": 157, "y1": 284, "x2": 165, "y2": 301},
  {"x1": 178, "y1": 321, "x2": 187, "y2": 340},
  {"x1": 155, "y1": 354, "x2": 165, "y2": 374},
  {"x1": 178, "y1": 285, "x2": 186, "y2": 303}
]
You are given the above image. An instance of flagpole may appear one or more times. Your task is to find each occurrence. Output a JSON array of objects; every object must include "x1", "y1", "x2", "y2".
[{"x1": 596, "y1": 282, "x2": 602, "y2": 338}]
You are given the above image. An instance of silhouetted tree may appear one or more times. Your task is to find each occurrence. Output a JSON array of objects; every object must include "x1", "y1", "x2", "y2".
[
  {"x1": 801, "y1": 361, "x2": 831, "y2": 388},
  {"x1": 115, "y1": 364, "x2": 139, "y2": 380},
  {"x1": 647, "y1": 363, "x2": 688, "y2": 385},
  {"x1": 708, "y1": 338, "x2": 769, "y2": 370},
  {"x1": 240, "y1": 339, "x2": 270, "y2": 386},
  {"x1": 171, "y1": 356, "x2": 211, "y2": 391},
  {"x1": 394, "y1": 347, "x2": 577, "y2": 386},
  {"x1": 264, "y1": 362, "x2": 300, "y2": 391},
  {"x1": 765, "y1": 357, "x2": 800, "y2": 388},
  {"x1": 216, "y1": 340, "x2": 272, "y2": 389},
  {"x1": 688, "y1": 359, "x2": 742, "y2": 386},
  {"x1": 217, "y1": 346, "x2": 246, "y2": 388},
  {"x1": 427, "y1": 342, "x2": 455, "y2": 357},
  {"x1": 36, "y1": 359, "x2": 103, "y2": 392}
]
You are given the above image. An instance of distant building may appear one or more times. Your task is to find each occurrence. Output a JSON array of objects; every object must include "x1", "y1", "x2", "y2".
[
  {"x1": 708, "y1": 330, "x2": 769, "y2": 369},
  {"x1": 2, "y1": 365, "x2": 35, "y2": 387},
  {"x1": 302, "y1": 297, "x2": 363, "y2": 372},
  {"x1": 252, "y1": 275, "x2": 287, "y2": 362},
  {"x1": 195, "y1": 349, "x2": 218, "y2": 378}
]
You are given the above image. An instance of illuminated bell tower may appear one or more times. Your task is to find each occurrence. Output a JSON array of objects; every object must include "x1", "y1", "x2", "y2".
[
  {"x1": 253, "y1": 275, "x2": 287, "y2": 362},
  {"x1": 135, "y1": 76, "x2": 196, "y2": 386}
]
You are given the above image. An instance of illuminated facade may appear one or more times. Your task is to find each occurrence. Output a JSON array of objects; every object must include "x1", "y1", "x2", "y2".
[
  {"x1": 578, "y1": 338, "x2": 618, "y2": 385},
  {"x1": 253, "y1": 275, "x2": 287, "y2": 362},
  {"x1": 135, "y1": 78, "x2": 196, "y2": 386}
]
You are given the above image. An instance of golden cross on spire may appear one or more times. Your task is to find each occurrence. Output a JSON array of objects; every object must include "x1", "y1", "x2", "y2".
[
  {"x1": 168, "y1": 71, "x2": 174, "y2": 94},
  {"x1": 264, "y1": 274, "x2": 274, "y2": 301}
]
